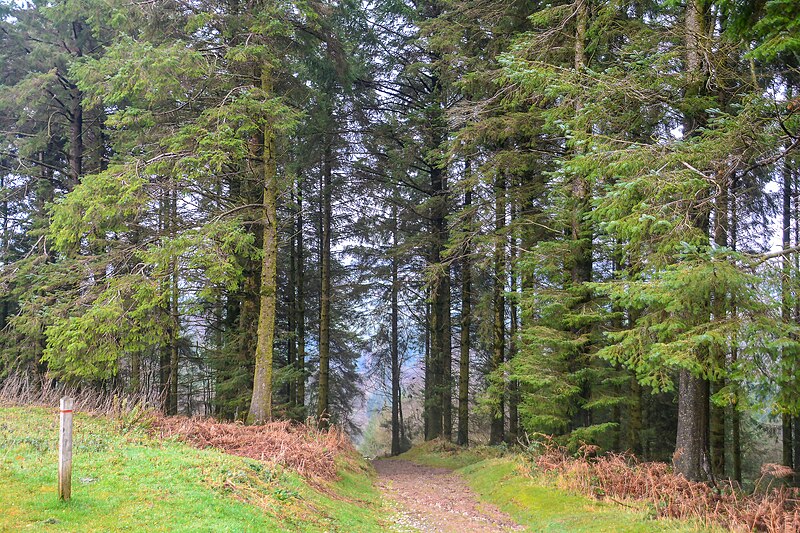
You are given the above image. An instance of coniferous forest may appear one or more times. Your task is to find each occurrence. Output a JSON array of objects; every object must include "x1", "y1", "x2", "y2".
[{"x1": 1, "y1": 0, "x2": 800, "y2": 487}]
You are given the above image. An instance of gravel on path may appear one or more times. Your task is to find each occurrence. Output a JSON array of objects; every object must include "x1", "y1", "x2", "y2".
[{"x1": 373, "y1": 459, "x2": 524, "y2": 533}]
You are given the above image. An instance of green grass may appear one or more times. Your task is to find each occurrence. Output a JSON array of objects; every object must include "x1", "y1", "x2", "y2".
[
  {"x1": 399, "y1": 443, "x2": 716, "y2": 533},
  {"x1": 0, "y1": 406, "x2": 394, "y2": 532}
]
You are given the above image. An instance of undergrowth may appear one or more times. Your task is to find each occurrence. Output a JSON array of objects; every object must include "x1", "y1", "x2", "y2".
[
  {"x1": 0, "y1": 406, "x2": 397, "y2": 532},
  {"x1": 528, "y1": 439, "x2": 799, "y2": 532}
]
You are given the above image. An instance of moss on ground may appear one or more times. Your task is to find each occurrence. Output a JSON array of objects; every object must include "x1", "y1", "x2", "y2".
[
  {"x1": 0, "y1": 406, "x2": 394, "y2": 532},
  {"x1": 400, "y1": 443, "x2": 716, "y2": 532}
]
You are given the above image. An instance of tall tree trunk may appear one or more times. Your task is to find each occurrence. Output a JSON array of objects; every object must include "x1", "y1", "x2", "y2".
[
  {"x1": 442, "y1": 271, "x2": 452, "y2": 441},
  {"x1": 730, "y1": 173, "x2": 742, "y2": 483},
  {"x1": 674, "y1": 0, "x2": 711, "y2": 481},
  {"x1": 795, "y1": 164, "x2": 800, "y2": 486},
  {"x1": 424, "y1": 296, "x2": 432, "y2": 441},
  {"x1": 249, "y1": 64, "x2": 278, "y2": 424},
  {"x1": 391, "y1": 205, "x2": 401, "y2": 456},
  {"x1": 783, "y1": 157, "x2": 794, "y2": 470},
  {"x1": 288, "y1": 185, "x2": 297, "y2": 411},
  {"x1": 490, "y1": 172, "x2": 506, "y2": 445},
  {"x1": 167, "y1": 182, "x2": 180, "y2": 416},
  {"x1": 296, "y1": 179, "x2": 306, "y2": 415},
  {"x1": 317, "y1": 137, "x2": 333, "y2": 426},
  {"x1": 457, "y1": 184, "x2": 472, "y2": 447},
  {"x1": 507, "y1": 190, "x2": 519, "y2": 443},
  {"x1": 710, "y1": 174, "x2": 728, "y2": 477},
  {"x1": 571, "y1": 0, "x2": 593, "y2": 430},
  {"x1": 426, "y1": 165, "x2": 446, "y2": 440}
]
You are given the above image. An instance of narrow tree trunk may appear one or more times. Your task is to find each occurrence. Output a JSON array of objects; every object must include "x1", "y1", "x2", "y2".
[
  {"x1": 490, "y1": 172, "x2": 506, "y2": 445},
  {"x1": 249, "y1": 64, "x2": 279, "y2": 424},
  {"x1": 507, "y1": 190, "x2": 519, "y2": 443},
  {"x1": 67, "y1": 87, "x2": 83, "y2": 189},
  {"x1": 457, "y1": 185, "x2": 472, "y2": 447},
  {"x1": 571, "y1": 0, "x2": 593, "y2": 431},
  {"x1": 782, "y1": 157, "x2": 794, "y2": 469},
  {"x1": 296, "y1": 179, "x2": 306, "y2": 414},
  {"x1": 629, "y1": 376, "x2": 643, "y2": 455},
  {"x1": 795, "y1": 165, "x2": 800, "y2": 486},
  {"x1": 317, "y1": 138, "x2": 333, "y2": 427},
  {"x1": 391, "y1": 205, "x2": 401, "y2": 456},
  {"x1": 288, "y1": 185, "x2": 297, "y2": 411},
  {"x1": 424, "y1": 297, "x2": 432, "y2": 441},
  {"x1": 442, "y1": 272, "x2": 452, "y2": 441}
]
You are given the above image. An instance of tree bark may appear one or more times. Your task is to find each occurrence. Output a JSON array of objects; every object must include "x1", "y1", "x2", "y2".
[
  {"x1": 710, "y1": 174, "x2": 728, "y2": 477},
  {"x1": 67, "y1": 86, "x2": 83, "y2": 189},
  {"x1": 391, "y1": 205, "x2": 401, "y2": 455},
  {"x1": 674, "y1": 0, "x2": 711, "y2": 481},
  {"x1": 457, "y1": 185, "x2": 472, "y2": 447},
  {"x1": 730, "y1": 173, "x2": 742, "y2": 483},
  {"x1": 490, "y1": 172, "x2": 506, "y2": 445},
  {"x1": 783, "y1": 157, "x2": 793, "y2": 470},
  {"x1": 442, "y1": 270, "x2": 452, "y2": 441},
  {"x1": 288, "y1": 186, "x2": 297, "y2": 410},
  {"x1": 675, "y1": 370, "x2": 710, "y2": 480},
  {"x1": 317, "y1": 136, "x2": 333, "y2": 427},
  {"x1": 249, "y1": 64, "x2": 278, "y2": 424},
  {"x1": 507, "y1": 188, "x2": 519, "y2": 443},
  {"x1": 296, "y1": 179, "x2": 306, "y2": 414},
  {"x1": 426, "y1": 164, "x2": 446, "y2": 440}
]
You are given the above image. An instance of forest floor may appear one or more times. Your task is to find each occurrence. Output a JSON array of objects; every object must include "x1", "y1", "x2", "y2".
[
  {"x1": 392, "y1": 442, "x2": 717, "y2": 532},
  {"x1": 373, "y1": 458, "x2": 523, "y2": 532},
  {"x1": 1, "y1": 405, "x2": 716, "y2": 532}
]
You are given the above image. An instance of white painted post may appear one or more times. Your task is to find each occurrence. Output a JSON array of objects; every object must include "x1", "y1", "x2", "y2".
[{"x1": 58, "y1": 396, "x2": 73, "y2": 501}]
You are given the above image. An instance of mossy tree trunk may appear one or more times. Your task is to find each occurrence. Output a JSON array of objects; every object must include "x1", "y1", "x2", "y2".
[{"x1": 249, "y1": 63, "x2": 278, "y2": 424}]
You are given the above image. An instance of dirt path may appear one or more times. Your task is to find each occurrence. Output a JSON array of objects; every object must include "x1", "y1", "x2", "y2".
[{"x1": 373, "y1": 459, "x2": 523, "y2": 533}]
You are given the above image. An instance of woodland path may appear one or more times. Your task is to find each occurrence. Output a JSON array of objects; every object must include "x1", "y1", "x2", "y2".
[{"x1": 373, "y1": 459, "x2": 524, "y2": 533}]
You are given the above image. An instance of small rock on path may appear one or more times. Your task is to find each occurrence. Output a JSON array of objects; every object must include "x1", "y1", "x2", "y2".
[{"x1": 373, "y1": 459, "x2": 523, "y2": 533}]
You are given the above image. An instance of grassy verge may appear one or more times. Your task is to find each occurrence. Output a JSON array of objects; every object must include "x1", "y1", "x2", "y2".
[
  {"x1": 400, "y1": 442, "x2": 715, "y2": 532},
  {"x1": 0, "y1": 406, "x2": 393, "y2": 532}
]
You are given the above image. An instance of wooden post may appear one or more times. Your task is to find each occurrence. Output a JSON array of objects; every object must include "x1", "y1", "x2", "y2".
[{"x1": 58, "y1": 396, "x2": 73, "y2": 501}]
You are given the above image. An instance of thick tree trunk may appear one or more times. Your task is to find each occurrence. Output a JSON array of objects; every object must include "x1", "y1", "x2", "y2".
[
  {"x1": 426, "y1": 165, "x2": 446, "y2": 440},
  {"x1": 317, "y1": 138, "x2": 333, "y2": 426},
  {"x1": 490, "y1": 173, "x2": 506, "y2": 445},
  {"x1": 674, "y1": 0, "x2": 711, "y2": 481},
  {"x1": 167, "y1": 183, "x2": 180, "y2": 416},
  {"x1": 249, "y1": 65, "x2": 279, "y2": 424},
  {"x1": 457, "y1": 186, "x2": 472, "y2": 447},
  {"x1": 710, "y1": 175, "x2": 729, "y2": 477},
  {"x1": 675, "y1": 370, "x2": 710, "y2": 480},
  {"x1": 730, "y1": 173, "x2": 742, "y2": 483}
]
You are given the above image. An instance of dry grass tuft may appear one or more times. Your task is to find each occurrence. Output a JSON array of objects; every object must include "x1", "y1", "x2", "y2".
[
  {"x1": 0, "y1": 372, "x2": 160, "y2": 414},
  {"x1": 529, "y1": 440, "x2": 800, "y2": 532},
  {"x1": 154, "y1": 416, "x2": 354, "y2": 480}
]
